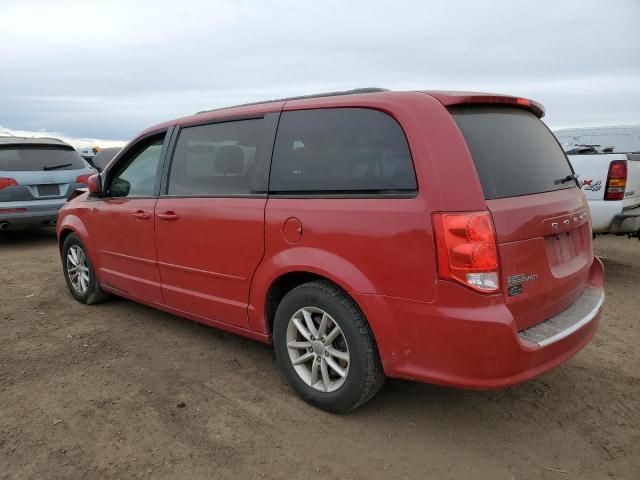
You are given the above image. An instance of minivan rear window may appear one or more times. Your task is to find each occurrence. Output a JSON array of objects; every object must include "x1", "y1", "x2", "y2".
[
  {"x1": 269, "y1": 108, "x2": 417, "y2": 193},
  {"x1": 450, "y1": 106, "x2": 575, "y2": 199},
  {"x1": 0, "y1": 146, "x2": 86, "y2": 171}
]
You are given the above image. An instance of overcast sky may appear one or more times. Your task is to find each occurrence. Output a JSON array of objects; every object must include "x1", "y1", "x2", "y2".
[{"x1": 1, "y1": 0, "x2": 639, "y2": 143}]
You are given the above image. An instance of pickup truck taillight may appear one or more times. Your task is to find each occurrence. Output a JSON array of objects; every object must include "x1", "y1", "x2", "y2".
[
  {"x1": 0, "y1": 177, "x2": 18, "y2": 190},
  {"x1": 433, "y1": 211, "x2": 500, "y2": 293},
  {"x1": 604, "y1": 160, "x2": 627, "y2": 201}
]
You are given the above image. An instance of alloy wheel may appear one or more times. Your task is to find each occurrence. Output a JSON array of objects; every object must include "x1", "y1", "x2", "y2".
[
  {"x1": 66, "y1": 245, "x2": 90, "y2": 295},
  {"x1": 286, "y1": 306, "x2": 350, "y2": 392}
]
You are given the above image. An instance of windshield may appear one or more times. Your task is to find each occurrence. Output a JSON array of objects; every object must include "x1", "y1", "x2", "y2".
[
  {"x1": 0, "y1": 146, "x2": 86, "y2": 171},
  {"x1": 450, "y1": 106, "x2": 575, "y2": 199}
]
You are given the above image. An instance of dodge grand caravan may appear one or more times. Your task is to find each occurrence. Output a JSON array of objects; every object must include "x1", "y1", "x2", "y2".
[{"x1": 56, "y1": 89, "x2": 605, "y2": 412}]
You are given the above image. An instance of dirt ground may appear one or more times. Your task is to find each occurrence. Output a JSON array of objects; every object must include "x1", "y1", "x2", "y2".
[{"x1": 0, "y1": 230, "x2": 638, "y2": 480}]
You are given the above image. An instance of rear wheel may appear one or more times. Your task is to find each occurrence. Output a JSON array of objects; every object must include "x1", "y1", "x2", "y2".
[
  {"x1": 62, "y1": 233, "x2": 109, "y2": 304},
  {"x1": 273, "y1": 280, "x2": 384, "y2": 413}
]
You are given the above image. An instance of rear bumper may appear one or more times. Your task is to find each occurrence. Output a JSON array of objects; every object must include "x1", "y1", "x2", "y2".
[
  {"x1": 518, "y1": 287, "x2": 604, "y2": 347},
  {"x1": 590, "y1": 200, "x2": 640, "y2": 234},
  {"x1": 353, "y1": 256, "x2": 605, "y2": 389},
  {"x1": 610, "y1": 205, "x2": 640, "y2": 234},
  {"x1": 0, "y1": 205, "x2": 63, "y2": 230}
]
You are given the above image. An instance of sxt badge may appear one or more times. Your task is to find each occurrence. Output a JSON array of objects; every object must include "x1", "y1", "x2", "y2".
[{"x1": 507, "y1": 273, "x2": 538, "y2": 297}]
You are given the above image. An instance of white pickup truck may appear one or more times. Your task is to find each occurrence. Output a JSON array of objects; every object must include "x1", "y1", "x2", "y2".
[{"x1": 567, "y1": 152, "x2": 640, "y2": 238}]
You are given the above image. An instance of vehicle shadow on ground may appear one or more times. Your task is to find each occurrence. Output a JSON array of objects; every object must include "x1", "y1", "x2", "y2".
[
  {"x1": 105, "y1": 292, "x2": 573, "y2": 424},
  {"x1": 0, "y1": 228, "x2": 58, "y2": 247},
  {"x1": 43, "y1": 239, "x2": 611, "y2": 428}
]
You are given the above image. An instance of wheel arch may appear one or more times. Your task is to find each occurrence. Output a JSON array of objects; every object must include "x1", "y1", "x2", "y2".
[
  {"x1": 57, "y1": 215, "x2": 93, "y2": 257},
  {"x1": 264, "y1": 271, "x2": 328, "y2": 335},
  {"x1": 57, "y1": 215, "x2": 89, "y2": 251},
  {"x1": 255, "y1": 268, "x2": 375, "y2": 344},
  {"x1": 58, "y1": 227, "x2": 76, "y2": 253},
  {"x1": 261, "y1": 270, "x2": 386, "y2": 365},
  {"x1": 248, "y1": 247, "x2": 377, "y2": 336}
]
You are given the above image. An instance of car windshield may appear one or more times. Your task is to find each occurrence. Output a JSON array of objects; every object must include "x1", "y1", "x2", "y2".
[{"x1": 0, "y1": 146, "x2": 86, "y2": 171}]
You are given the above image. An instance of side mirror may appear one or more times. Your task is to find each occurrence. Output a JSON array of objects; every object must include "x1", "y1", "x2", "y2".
[
  {"x1": 87, "y1": 173, "x2": 102, "y2": 196},
  {"x1": 110, "y1": 177, "x2": 131, "y2": 197}
]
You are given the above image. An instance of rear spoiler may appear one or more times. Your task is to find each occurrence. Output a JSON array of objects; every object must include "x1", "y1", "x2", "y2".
[{"x1": 423, "y1": 91, "x2": 545, "y2": 118}]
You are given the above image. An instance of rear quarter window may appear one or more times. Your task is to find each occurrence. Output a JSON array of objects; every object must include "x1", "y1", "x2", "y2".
[
  {"x1": 269, "y1": 108, "x2": 417, "y2": 193},
  {"x1": 450, "y1": 106, "x2": 575, "y2": 199},
  {"x1": 0, "y1": 146, "x2": 86, "y2": 171}
]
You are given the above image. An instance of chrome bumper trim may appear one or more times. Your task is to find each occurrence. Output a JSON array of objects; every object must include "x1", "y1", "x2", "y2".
[{"x1": 518, "y1": 288, "x2": 604, "y2": 347}]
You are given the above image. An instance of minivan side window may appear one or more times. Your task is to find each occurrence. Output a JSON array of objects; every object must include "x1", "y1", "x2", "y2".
[
  {"x1": 269, "y1": 108, "x2": 416, "y2": 193},
  {"x1": 167, "y1": 118, "x2": 269, "y2": 196},
  {"x1": 108, "y1": 136, "x2": 165, "y2": 198}
]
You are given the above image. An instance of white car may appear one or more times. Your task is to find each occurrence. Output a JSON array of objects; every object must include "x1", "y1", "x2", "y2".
[{"x1": 567, "y1": 151, "x2": 640, "y2": 237}]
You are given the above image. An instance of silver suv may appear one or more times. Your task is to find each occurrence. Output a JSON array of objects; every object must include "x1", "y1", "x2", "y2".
[{"x1": 0, "y1": 137, "x2": 94, "y2": 230}]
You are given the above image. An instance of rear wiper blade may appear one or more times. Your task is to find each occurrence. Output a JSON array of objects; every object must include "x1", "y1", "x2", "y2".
[
  {"x1": 554, "y1": 174, "x2": 579, "y2": 185},
  {"x1": 43, "y1": 163, "x2": 72, "y2": 171}
]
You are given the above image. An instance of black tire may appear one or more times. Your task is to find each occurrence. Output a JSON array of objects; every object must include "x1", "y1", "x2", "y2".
[
  {"x1": 273, "y1": 280, "x2": 385, "y2": 413},
  {"x1": 61, "y1": 233, "x2": 109, "y2": 305}
]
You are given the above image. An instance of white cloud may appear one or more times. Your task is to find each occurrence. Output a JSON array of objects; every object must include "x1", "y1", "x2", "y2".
[{"x1": 0, "y1": 0, "x2": 638, "y2": 138}]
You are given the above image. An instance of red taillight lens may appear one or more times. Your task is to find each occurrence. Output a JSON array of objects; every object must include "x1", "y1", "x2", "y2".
[
  {"x1": 0, "y1": 208, "x2": 27, "y2": 214},
  {"x1": 0, "y1": 177, "x2": 18, "y2": 190},
  {"x1": 434, "y1": 211, "x2": 500, "y2": 292},
  {"x1": 604, "y1": 160, "x2": 627, "y2": 201},
  {"x1": 75, "y1": 174, "x2": 91, "y2": 185}
]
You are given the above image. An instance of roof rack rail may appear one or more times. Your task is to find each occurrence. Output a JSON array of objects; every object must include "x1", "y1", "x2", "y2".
[{"x1": 196, "y1": 87, "x2": 389, "y2": 114}]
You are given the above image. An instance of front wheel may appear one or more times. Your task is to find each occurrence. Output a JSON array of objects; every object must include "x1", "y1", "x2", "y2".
[
  {"x1": 273, "y1": 280, "x2": 384, "y2": 413},
  {"x1": 61, "y1": 233, "x2": 109, "y2": 305}
]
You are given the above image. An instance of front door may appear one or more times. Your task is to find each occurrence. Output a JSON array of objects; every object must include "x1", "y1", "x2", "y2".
[
  {"x1": 92, "y1": 132, "x2": 168, "y2": 303},
  {"x1": 155, "y1": 116, "x2": 276, "y2": 328}
]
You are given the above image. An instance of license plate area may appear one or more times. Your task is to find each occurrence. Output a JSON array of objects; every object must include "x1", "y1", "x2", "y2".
[
  {"x1": 544, "y1": 223, "x2": 591, "y2": 276},
  {"x1": 546, "y1": 231, "x2": 577, "y2": 264},
  {"x1": 37, "y1": 184, "x2": 60, "y2": 196}
]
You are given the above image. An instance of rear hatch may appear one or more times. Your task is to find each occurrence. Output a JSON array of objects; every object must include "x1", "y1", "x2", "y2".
[
  {"x1": 0, "y1": 145, "x2": 90, "y2": 202},
  {"x1": 450, "y1": 105, "x2": 593, "y2": 331}
]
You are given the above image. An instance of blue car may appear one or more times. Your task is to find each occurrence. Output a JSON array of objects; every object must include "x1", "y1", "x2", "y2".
[{"x1": 0, "y1": 137, "x2": 95, "y2": 230}]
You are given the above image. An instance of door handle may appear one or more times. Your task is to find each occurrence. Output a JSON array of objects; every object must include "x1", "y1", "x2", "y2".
[
  {"x1": 157, "y1": 211, "x2": 180, "y2": 221},
  {"x1": 131, "y1": 210, "x2": 151, "y2": 220}
]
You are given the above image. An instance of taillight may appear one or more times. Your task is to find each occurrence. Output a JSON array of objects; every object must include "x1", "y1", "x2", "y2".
[
  {"x1": 0, "y1": 208, "x2": 27, "y2": 214},
  {"x1": 604, "y1": 160, "x2": 627, "y2": 201},
  {"x1": 433, "y1": 211, "x2": 500, "y2": 293},
  {"x1": 0, "y1": 177, "x2": 18, "y2": 190},
  {"x1": 75, "y1": 174, "x2": 91, "y2": 185}
]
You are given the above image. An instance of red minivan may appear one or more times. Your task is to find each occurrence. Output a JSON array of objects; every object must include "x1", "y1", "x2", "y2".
[{"x1": 57, "y1": 89, "x2": 605, "y2": 412}]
